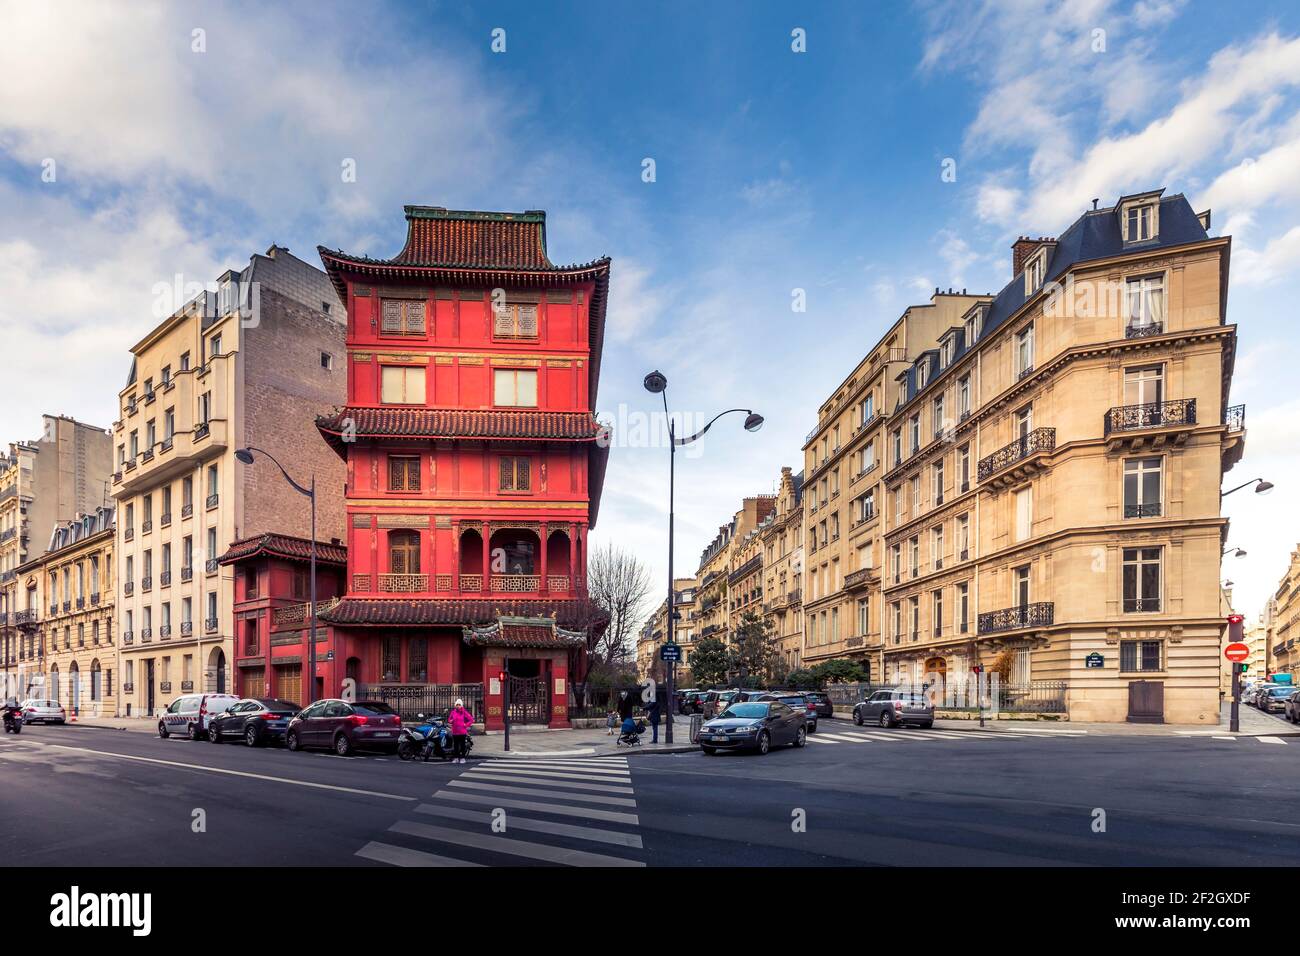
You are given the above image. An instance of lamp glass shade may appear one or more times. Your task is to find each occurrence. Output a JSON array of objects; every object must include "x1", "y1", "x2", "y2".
[
  {"x1": 234, "y1": 448, "x2": 255, "y2": 465},
  {"x1": 643, "y1": 370, "x2": 668, "y2": 394},
  {"x1": 1256, "y1": 481, "x2": 1274, "y2": 494},
  {"x1": 743, "y1": 413, "x2": 764, "y2": 432}
]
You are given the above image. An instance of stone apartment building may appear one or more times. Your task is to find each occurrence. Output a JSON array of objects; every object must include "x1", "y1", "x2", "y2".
[
  {"x1": 636, "y1": 577, "x2": 699, "y2": 683},
  {"x1": 11, "y1": 506, "x2": 116, "y2": 711},
  {"x1": 112, "y1": 246, "x2": 345, "y2": 717},
  {"x1": 808, "y1": 188, "x2": 1236, "y2": 724},
  {"x1": 0, "y1": 416, "x2": 113, "y2": 696},
  {"x1": 761, "y1": 467, "x2": 805, "y2": 673},
  {"x1": 1268, "y1": 555, "x2": 1299, "y2": 679}
]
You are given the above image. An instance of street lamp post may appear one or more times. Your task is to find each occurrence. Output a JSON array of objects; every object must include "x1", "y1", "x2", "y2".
[
  {"x1": 643, "y1": 369, "x2": 763, "y2": 745},
  {"x1": 235, "y1": 447, "x2": 317, "y2": 706},
  {"x1": 1221, "y1": 478, "x2": 1273, "y2": 498}
]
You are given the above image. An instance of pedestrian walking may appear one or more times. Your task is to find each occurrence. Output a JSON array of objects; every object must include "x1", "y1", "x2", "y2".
[
  {"x1": 448, "y1": 698, "x2": 474, "y2": 764},
  {"x1": 606, "y1": 707, "x2": 618, "y2": 735},
  {"x1": 647, "y1": 695, "x2": 661, "y2": 744}
]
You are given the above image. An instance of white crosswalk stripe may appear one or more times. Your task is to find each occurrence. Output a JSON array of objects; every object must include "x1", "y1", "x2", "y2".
[
  {"x1": 355, "y1": 758, "x2": 645, "y2": 867},
  {"x1": 799, "y1": 727, "x2": 1079, "y2": 746}
]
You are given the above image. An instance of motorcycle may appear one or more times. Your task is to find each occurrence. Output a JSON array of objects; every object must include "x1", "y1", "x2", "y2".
[
  {"x1": 2, "y1": 705, "x2": 22, "y2": 735},
  {"x1": 396, "y1": 714, "x2": 438, "y2": 761}
]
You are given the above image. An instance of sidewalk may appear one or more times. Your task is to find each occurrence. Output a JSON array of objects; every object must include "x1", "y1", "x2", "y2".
[
  {"x1": 473, "y1": 719, "x2": 698, "y2": 758},
  {"x1": 930, "y1": 701, "x2": 1300, "y2": 737},
  {"x1": 61, "y1": 715, "x2": 156, "y2": 733}
]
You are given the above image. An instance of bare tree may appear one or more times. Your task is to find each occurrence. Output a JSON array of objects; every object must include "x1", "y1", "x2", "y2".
[{"x1": 585, "y1": 542, "x2": 653, "y2": 669}]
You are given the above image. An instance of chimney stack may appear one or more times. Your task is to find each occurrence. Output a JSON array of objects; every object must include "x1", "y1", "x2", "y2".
[{"x1": 1011, "y1": 236, "x2": 1056, "y2": 277}]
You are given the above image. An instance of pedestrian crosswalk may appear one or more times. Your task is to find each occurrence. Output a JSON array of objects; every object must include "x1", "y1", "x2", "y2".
[
  {"x1": 356, "y1": 756, "x2": 645, "y2": 867},
  {"x1": 804, "y1": 726, "x2": 1088, "y2": 745}
]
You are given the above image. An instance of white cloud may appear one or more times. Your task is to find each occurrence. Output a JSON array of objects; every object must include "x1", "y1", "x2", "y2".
[{"x1": 1234, "y1": 226, "x2": 1300, "y2": 286}]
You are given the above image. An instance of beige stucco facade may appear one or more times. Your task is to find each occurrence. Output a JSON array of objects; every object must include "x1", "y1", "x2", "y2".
[{"x1": 761, "y1": 466, "x2": 805, "y2": 673}]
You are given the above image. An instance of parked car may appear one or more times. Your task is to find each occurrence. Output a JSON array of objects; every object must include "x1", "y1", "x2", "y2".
[
  {"x1": 285, "y1": 699, "x2": 402, "y2": 756},
  {"x1": 803, "y1": 690, "x2": 834, "y2": 718},
  {"x1": 1284, "y1": 691, "x2": 1300, "y2": 724},
  {"x1": 852, "y1": 688, "x2": 935, "y2": 728},
  {"x1": 1247, "y1": 683, "x2": 1280, "y2": 707},
  {"x1": 158, "y1": 692, "x2": 242, "y2": 740},
  {"x1": 699, "y1": 700, "x2": 806, "y2": 755},
  {"x1": 1258, "y1": 685, "x2": 1298, "y2": 715},
  {"x1": 679, "y1": 691, "x2": 707, "y2": 715},
  {"x1": 701, "y1": 689, "x2": 740, "y2": 718},
  {"x1": 754, "y1": 692, "x2": 818, "y2": 732},
  {"x1": 207, "y1": 697, "x2": 300, "y2": 746},
  {"x1": 19, "y1": 699, "x2": 65, "y2": 725}
]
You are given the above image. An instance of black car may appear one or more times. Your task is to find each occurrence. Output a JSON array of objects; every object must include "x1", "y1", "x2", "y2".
[
  {"x1": 698, "y1": 700, "x2": 807, "y2": 755},
  {"x1": 208, "y1": 697, "x2": 300, "y2": 746}
]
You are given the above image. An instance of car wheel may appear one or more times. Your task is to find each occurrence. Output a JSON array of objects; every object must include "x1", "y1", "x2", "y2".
[
  {"x1": 756, "y1": 731, "x2": 771, "y2": 755},
  {"x1": 879, "y1": 712, "x2": 893, "y2": 728},
  {"x1": 158, "y1": 721, "x2": 169, "y2": 738},
  {"x1": 208, "y1": 724, "x2": 222, "y2": 743},
  {"x1": 245, "y1": 726, "x2": 260, "y2": 747},
  {"x1": 187, "y1": 722, "x2": 202, "y2": 741},
  {"x1": 919, "y1": 720, "x2": 934, "y2": 729},
  {"x1": 701, "y1": 746, "x2": 717, "y2": 755},
  {"x1": 793, "y1": 726, "x2": 807, "y2": 748},
  {"x1": 808, "y1": 721, "x2": 817, "y2": 734},
  {"x1": 334, "y1": 733, "x2": 353, "y2": 757},
  {"x1": 286, "y1": 730, "x2": 301, "y2": 752},
  {"x1": 853, "y1": 710, "x2": 864, "y2": 726}
]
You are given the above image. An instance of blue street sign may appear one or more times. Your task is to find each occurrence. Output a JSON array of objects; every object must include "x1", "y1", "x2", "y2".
[
  {"x1": 1085, "y1": 652, "x2": 1104, "y2": 668},
  {"x1": 659, "y1": 643, "x2": 682, "y2": 663}
]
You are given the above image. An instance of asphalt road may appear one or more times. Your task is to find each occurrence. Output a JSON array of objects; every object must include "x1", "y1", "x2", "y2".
[{"x1": 2, "y1": 720, "x2": 1298, "y2": 867}]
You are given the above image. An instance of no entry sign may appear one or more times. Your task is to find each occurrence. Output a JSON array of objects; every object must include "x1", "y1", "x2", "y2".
[{"x1": 1224, "y1": 642, "x2": 1250, "y2": 662}]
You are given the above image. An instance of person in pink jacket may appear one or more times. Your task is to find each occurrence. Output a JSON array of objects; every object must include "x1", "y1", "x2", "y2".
[{"x1": 448, "y1": 699, "x2": 474, "y2": 763}]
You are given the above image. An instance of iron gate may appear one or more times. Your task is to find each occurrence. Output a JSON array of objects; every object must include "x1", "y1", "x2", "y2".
[{"x1": 509, "y1": 675, "x2": 549, "y2": 724}]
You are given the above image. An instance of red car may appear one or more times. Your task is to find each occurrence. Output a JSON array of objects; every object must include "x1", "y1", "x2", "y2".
[{"x1": 285, "y1": 699, "x2": 402, "y2": 756}]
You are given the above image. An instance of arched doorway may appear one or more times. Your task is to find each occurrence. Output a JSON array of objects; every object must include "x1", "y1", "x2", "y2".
[
  {"x1": 49, "y1": 664, "x2": 60, "y2": 704},
  {"x1": 209, "y1": 646, "x2": 227, "y2": 694},
  {"x1": 91, "y1": 659, "x2": 102, "y2": 703},
  {"x1": 489, "y1": 528, "x2": 540, "y2": 592},
  {"x1": 459, "y1": 528, "x2": 484, "y2": 592},
  {"x1": 546, "y1": 528, "x2": 572, "y2": 593},
  {"x1": 69, "y1": 661, "x2": 81, "y2": 714},
  {"x1": 505, "y1": 658, "x2": 549, "y2": 724}
]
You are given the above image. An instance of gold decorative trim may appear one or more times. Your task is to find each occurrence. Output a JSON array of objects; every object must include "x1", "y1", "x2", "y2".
[
  {"x1": 435, "y1": 516, "x2": 452, "y2": 529},
  {"x1": 546, "y1": 360, "x2": 572, "y2": 368},
  {"x1": 376, "y1": 353, "x2": 429, "y2": 365},
  {"x1": 351, "y1": 515, "x2": 373, "y2": 528},
  {"x1": 490, "y1": 357, "x2": 541, "y2": 367},
  {"x1": 352, "y1": 352, "x2": 372, "y2": 362},
  {"x1": 347, "y1": 499, "x2": 587, "y2": 510},
  {"x1": 377, "y1": 514, "x2": 431, "y2": 529},
  {"x1": 434, "y1": 356, "x2": 454, "y2": 365},
  {"x1": 460, "y1": 357, "x2": 484, "y2": 366}
]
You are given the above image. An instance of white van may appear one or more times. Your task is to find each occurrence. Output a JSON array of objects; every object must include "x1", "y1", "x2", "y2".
[{"x1": 158, "y1": 693, "x2": 241, "y2": 740}]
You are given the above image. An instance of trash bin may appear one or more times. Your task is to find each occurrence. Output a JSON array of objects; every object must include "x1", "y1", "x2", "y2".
[{"x1": 689, "y1": 713, "x2": 704, "y2": 744}]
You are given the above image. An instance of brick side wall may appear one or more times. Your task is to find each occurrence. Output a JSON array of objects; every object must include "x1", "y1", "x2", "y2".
[{"x1": 241, "y1": 285, "x2": 347, "y2": 543}]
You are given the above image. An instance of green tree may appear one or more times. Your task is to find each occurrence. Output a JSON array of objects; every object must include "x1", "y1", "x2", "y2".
[
  {"x1": 729, "y1": 611, "x2": 781, "y2": 686},
  {"x1": 783, "y1": 668, "x2": 821, "y2": 690},
  {"x1": 810, "y1": 658, "x2": 868, "y2": 684},
  {"x1": 688, "y1": 637, "x2": 730, "y2": 687}
]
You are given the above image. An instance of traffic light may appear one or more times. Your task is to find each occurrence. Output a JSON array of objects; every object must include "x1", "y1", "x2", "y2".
[{"x1": 1240, "y1": 662, "x2": 1249, "y2": 673}]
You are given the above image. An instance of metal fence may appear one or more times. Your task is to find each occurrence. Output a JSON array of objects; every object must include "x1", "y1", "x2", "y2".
[
  {"x1": 822, "y1": 682, "x2": 882, "y2": 705},
  {"x1": 941, "y1": 679, "x2": 1068, "y2": 714},
  {"x1": 358, "y1": 682, "x2": 485, "y2": 722}
]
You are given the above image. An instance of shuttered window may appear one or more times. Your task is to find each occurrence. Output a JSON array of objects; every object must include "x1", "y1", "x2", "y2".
[
  {"x1": 380, "y1": 366, "x2": 425, "y2": 405},
  {"x1": 493, "y1": 369, "x2": 538, "y2": 407},
  {"x1": 381, "y1": 299, "x2": 425, "y2": 335},
  {"x1": 388, "y1": 530, "x2": 421, "y2": 575},
  {"x1": 494, "y1": 302, "x2": 539, "y2": 338},
  {"x1": 388, "y1": 456, "x2": 421, "y2": 492},
  {"x1": 407, "y1": 638, "x2": 428, "y2": 682},
  {"x1": 499, "y1": 456, "x2": 532, "y2": 493}
]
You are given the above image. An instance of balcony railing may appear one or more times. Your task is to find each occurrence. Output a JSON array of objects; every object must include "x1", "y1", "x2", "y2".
[
  {"x1": 978, "y1": 602, "x2": 1055, "y2": 635},
  {"x1": 123, "y1": 581, "x2": 134, "y2": 596},
  {"x1": 181, "y1": 621, "x2": 193, "y2": 636},
  {"x1": 159, "y1": 624, "x2": 172, "y2": 639},
  {"x1": 159, "y1": 681, "x2": 171, "y2": 693},
  {"x1": 843, "y1": 567, "x2": 877, "y2": 591},
  {"x1": 141, "y1": 519, "x2": 152, "y2": 534},
  {"x1": 546, "y1": 575, "x2": 571, "y2": 592},
  {"x1": 181, "y1": 503, "x2": 193, "y2": 519},
  {"x1": 205, "y1": 617, "x2": 218, "y2": 633},
  {"x1": 491, "y1": 574, "x2": 540, "y2": 593},
  {"x1": 378, "y1": 573, "x2": 428, "y2": 593},
  {"x1": 181, "y1": 680, "x2": 193, "y2": 692},
  {"x1": 205, "y1": 558, "x2": 219, "y2": 574},
  {"x1": 458, "y1": 573, "x2": 483, "y2": 592},
  {"x1": 1104, "y1": 398, "x2": 1196, "y2": 435},
  {"x1": 1224, "y1": 404, "x2": 1245, "y2": 431},
  {"x1": 122, "y1": 630, "x2": 134, "y2": 645},
  {"x1": 1123, "y1": 597, "x2": 1161, "y2": 613},
  {"x1": 160, "y1": 570, "x2": 171, "y2": 586},
  {"x1": 141, "y1": 576, "x2": 152, "y2": 592},
  {"x1": 206, "y1": 493, "x2": 219, "y2": 509},
  {"x1": 978, "y1": 427, "x2": 1056, "y2": 482},
  {"x1": 1124, "y1": 502, "x2": 1161, "y2": 519},
  {"x1": 181, "y1": 566, "x2": 193, "y2": 582},
  {"x1": 1125, "y1": 321, "x2": 1163, "y2": 339}
]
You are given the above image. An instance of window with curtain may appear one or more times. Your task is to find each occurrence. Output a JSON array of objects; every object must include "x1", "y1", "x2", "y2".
[
  {"x1": 493, "y1": 369, "x2": 538, "y2": 407},
  {"x1": 380, "y1": 366, "x2": 426, "y2": 405},
  {"x1": 1015, "y1": 487, "x2": 1033, "y2": 542}
]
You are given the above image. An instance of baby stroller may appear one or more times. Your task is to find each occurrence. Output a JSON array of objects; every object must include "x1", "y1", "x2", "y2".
[{"x1": 617, "y1": 717, "x2": 645, "y2": 747}]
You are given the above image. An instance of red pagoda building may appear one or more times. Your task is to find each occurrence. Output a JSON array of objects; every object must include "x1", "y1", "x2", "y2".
[{"x1": 314, "y1": 207, "x2": 610, "y2": 729}]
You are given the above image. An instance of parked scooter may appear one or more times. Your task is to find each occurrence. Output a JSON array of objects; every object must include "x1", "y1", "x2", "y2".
[{"x1": 396, "y1": 714, "x2": 438, "y2": 761}]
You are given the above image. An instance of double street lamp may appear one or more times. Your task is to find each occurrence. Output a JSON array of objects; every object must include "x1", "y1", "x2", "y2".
[
  {"x1": 643, "y1": 369, "x2": 763, "y2": 745},
  {"x1": 234, "y1": 447, "x2": 318, "y2": 706}
]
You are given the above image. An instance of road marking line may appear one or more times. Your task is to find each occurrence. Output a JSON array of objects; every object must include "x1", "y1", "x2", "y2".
[
  {"x1": 1212, "y1": 736, "x2": 1238, "y2": 741},
  {"x1": 42, "y1": 743, "x2": 417, "y2": 800},
  {"x1": 462, "y1": 771, "x2": 634, "y2": 794},
  {"x1": 483, "y1": 748, "x2": 596, "y2": 757},
  {"x1": 472, "y1": 765, "x2": 632, "y2": 784},
  {"x1": 447, "y1": 779, "x2": 637, "y2": 807},
  {"x1": 390, "y1": 819, "x2": 645, "y2": 867},
  {"x1": 484, "y1": 759, "x2": 629, "y2": 771},
  {"x1": 414, "y1": 803, "x2": 644, "y2": 848},
  {"x1": 805, "y1": 735, "x2": 842, "y2": 744},
  {"x1": 909, "y1": 730, "x2": 969, "y2": 739},
  {"x1": 818, "y1": 733, "x2": 876, "y2": 743},
  {"x1": 356, "y1": 840, "x2": 484, "y2": 867},
  {"x1": 430, "y1": 789, "x2": 639, "y2": 825},
  {"x1": 1259, "y1": 736, "x2": 1288, "y2": 745},
  {"x1": 486, "y1": 764, "x2": 631, "y2": 780}
]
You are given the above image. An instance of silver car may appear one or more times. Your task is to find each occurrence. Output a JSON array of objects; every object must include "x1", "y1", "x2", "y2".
[{"x1": 20, "y1": 699, "x2": 66, "y2": 724}]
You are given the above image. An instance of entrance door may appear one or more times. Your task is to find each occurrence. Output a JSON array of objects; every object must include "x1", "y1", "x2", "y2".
[
  {"x1": 1127, "y1": 680, "x2": 1164, "y2": 724},
  {"x1": 145, "y1": 659, "x2": 156, "y2": 715},
  {"x1": 277, "y1": 664, "x2": 303, "y2": 707},
  {"x1": 507, "y1": 667, "x2": 549, "y2": 725}
]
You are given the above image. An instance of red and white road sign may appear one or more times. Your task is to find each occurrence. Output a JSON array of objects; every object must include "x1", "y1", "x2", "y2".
[{"x1": 1224, "y1": 642, "x2": 1250, "y2": 662}]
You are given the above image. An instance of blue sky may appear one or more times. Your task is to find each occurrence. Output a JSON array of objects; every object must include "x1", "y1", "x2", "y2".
[{"x1": 2, "y1": 0, "x2": 1299, "y2": 619}]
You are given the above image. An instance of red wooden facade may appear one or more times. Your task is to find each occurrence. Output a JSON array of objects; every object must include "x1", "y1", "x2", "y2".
[{"x1": 314, "y1": 207, "x2": 610, "y2": 728}]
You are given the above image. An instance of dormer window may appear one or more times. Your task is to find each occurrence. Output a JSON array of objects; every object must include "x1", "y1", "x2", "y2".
[
  {"x1": 1024, "y1": 247, "x2": 1047, "y2": 294},
  {"x1": 1125, "y1": 204, "x2": 1153, "y2": 242},
  {"x1": 916, "y1": 363, "x2": 927, "y2": 389},
  {"x1": 964, "y1": 306, "x2": 985, "y2": 346}
]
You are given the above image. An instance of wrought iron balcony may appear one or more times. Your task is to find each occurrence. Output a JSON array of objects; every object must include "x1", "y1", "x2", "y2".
[
  {"x1": 205, "y1": 617, "x2": 218, "y2": 633},
  {"x1": 180, "y1": 621, "x2": 193, "y2": 635},
  {"x1": 844, "y1": 567, "x2": 878, "y2": 591},
  {"x1": 160, "y1": 512, "x2": 171, "y2": 527},
  {"x1": 159, "y1": 681, "x2": 171, "y2": 693},
  {"x1": 181, "y1": 566, "x2": 193, "y2": 582},
  {"x1": 181, "y1": 680, "x2": 193, "y2": 692},
  {"x1": 1125, "y1": 321, "x2": 1163, "y2": 339},
  {"x1": 160, "y1": 571, "x2": 171, "y2": 586},
  {"x1": 124, "y1": 527, "x2": 134, "y2": 541},
  {"x1": 1104, "y1": 398, "x2": 1196, "y2": 436},
  {"x1": 1224, "y1": 404, "x2": 1245, "y2": 431},
  {"x1": 124, "y1": 581, "x2": 134, "y2": 596},
  {"x1": 123, "y1": 630, "x2": 134, "y2": 645},
  {"x1": 978, "y1": 602, "x2": 1054, "y2": 634},
  {"x1": 141, "y1": 576, "x2": 152, "y2": 592},
  {"x1": 159, "y1": 624, "x2": 172, "y2": 639},
  {"x1": 205, "y1": 558, "x2": 219, "y2": 573},
  {"x1": 141, "y1": 519, "x2": 152, "y2": 534},
  {"x1": 181, "y1": 503, "x2": 193, "y2": 519},
  {"x1": 1124, "y1": 502, "x2": 1161, "y2": 518},
  {"x1": 1123, "y1": 597, "x2": 1161, "y2": 613},
  {"x1": 140, "y1": 627, "x2": 152, "y2": 642},
  {"x1": 978, "y1": 428, "x2": 1055, "y2": 482},
  {"x1": 206, "y1": 493, "x2": 219, "y2": 509}
]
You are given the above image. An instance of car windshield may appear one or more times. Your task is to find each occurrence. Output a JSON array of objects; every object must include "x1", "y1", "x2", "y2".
[
  {"x1": 779, "y1": 696, "x2": 806, "y2": 706},
  {"x1": 720, "y1": 703, "x2": 768, "y2": 719},
  {"x1": 1269, "y1": 688, "x2": 1294, "y2": 696}
]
